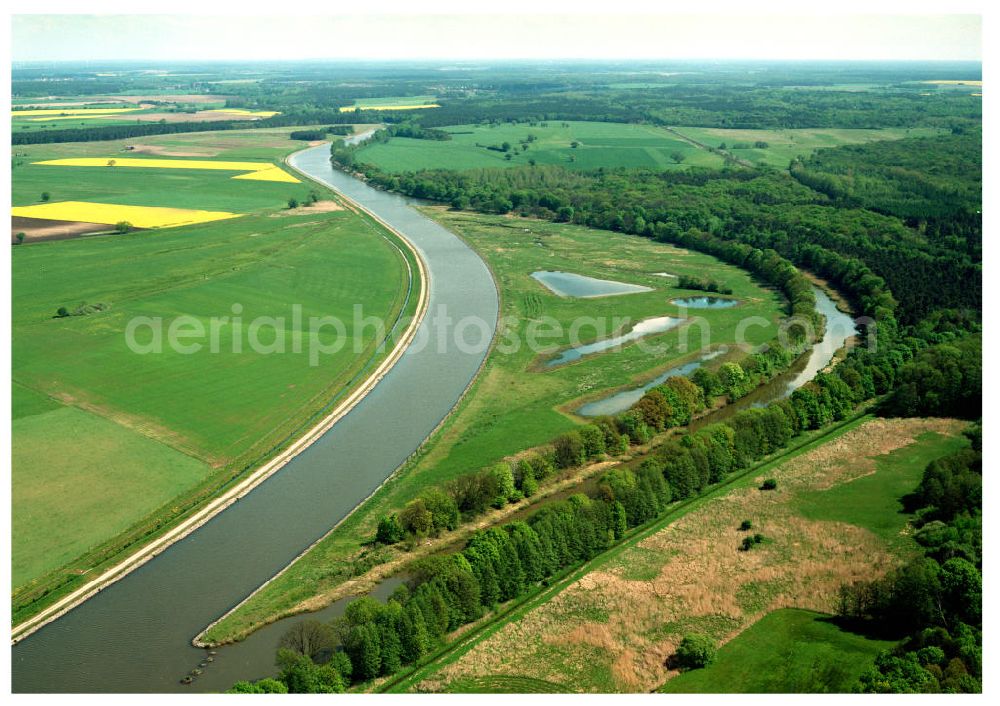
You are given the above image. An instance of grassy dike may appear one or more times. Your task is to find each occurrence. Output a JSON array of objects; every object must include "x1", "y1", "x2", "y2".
[
  {"x1": 12, "y1": 132, "x2": 423, "y2": 631},
  {"x1": 378, "y1": 411, "x2": 876, "y2": 693}
]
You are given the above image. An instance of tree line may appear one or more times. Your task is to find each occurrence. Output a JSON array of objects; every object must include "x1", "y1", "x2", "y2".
[{"x1": 837, "y1": 426, "x2": 981, "y2": 693}]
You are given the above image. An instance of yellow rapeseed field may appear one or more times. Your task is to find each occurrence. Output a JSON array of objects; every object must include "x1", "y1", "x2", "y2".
[
  {"x1": 12, "y1": 108, "x2": 142, "y2": 117},
  {"x1": 338, "y1": 103, "x2": 441, "y2": 112},
  {"x1": 232, "y1": 165, "x2": 301, "y2": 183},
  {"x1": 12, "y1": 201, "x2": 239, "y2": 228},
  {"x1": 27, "y1": 115, "x2": 126, "y2": 122},
  {"x1": 33, "y1": 157, "x2": 300, "y2": 183}
]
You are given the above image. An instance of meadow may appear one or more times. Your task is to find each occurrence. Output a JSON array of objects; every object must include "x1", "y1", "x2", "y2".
[
  {"x1": 414, "y1": 417, "x2": 967, "y2": 693},
  {"x1": 11, "y1": 127, "x2": 417, "y2": 619},
  {"x1": 659, "y1": 609, "x2": 897, "y2": 693},
  {"x1": 354, "y1": 120, "x2": 726, "y2": 171},
  {"x1": 200, "y1": 208, "x2": 787, "y2": 644},
  {"x1": 671, "y1": 126, "x2": 946, "y2": 169}
]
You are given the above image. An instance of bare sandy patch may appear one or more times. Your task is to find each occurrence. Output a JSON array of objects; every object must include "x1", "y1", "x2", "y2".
[
  {"x1": 272, "y1": 201, "x2": 345, "y2": 217},
  {"x1": 126, "y1": 143, "x2": 221, "y2": 158},
  {"x1": 109, "y1": 110, "x2": 263, "y2": 124},
  {"x1": 430, "y1": 417, "x2": 965, "y2": 693},
  {"x1": 12, "y1": 216, "x2": 111, "y2": 243}
]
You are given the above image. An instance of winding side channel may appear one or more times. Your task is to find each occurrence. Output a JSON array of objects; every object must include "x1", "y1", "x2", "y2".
[{"x1": 11, "y1": 145, "x2": 500, "y2": 693}]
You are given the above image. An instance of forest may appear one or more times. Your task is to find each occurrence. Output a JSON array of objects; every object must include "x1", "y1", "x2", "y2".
[{"x1": 334, "y1": 130, "x2": 980, "y2": 324}]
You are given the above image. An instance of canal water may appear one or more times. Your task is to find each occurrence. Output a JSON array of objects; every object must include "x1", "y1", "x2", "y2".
[{"x1": 11, "y1": 144, "x2": 499, "y2": 693}]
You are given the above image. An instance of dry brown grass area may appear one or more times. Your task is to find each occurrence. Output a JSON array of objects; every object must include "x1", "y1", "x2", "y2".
[{"x1": 428, "y1": 417, "x2": 963, "y2": 693}]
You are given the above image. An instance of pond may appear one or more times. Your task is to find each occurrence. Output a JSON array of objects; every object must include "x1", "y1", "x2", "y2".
[
  {"x1": 531, "y1": 270, "x2": 653, "y2": 298},
  {"x1": 545, "y1": 315, "x2": 683, "y2": 368},
  {"x1": 670, "y1": 296, "x2": 740, "y2": 309},
  {"x1": 576, "y1": 348, "x2": 726, "y2": 417}
]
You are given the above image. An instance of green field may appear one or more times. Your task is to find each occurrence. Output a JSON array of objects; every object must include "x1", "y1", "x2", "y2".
[
  {"x1": 12, "y1": 401, "x2": 210, "y2": 587},
  {"x1": 355, "y1": 120, "x2": 726, "y2": 172},
  {"x1": 11, "y1": 128, "x2": 416, "y2": 615},
  {"x1": 794, "y1": 430, "x2": 969, "y2": 552},
  {"x1": 671, "y1": 126, "x2": 947, "y2": 169},
  {"x1": 660, "y1": 609, "x2": 896, "y2": 693},
  {"x1": 346, "y1": 95, "x2": 438, "y2": 109},
  {"x1": 201, "y1": 208, "x2": 786, "y2": 644}
]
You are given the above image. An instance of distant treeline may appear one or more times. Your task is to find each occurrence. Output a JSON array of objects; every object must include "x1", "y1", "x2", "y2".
[
  {"x1": 11, "y1": 109, "x2": 362, "y2": 145},
  {"x1": 289, "y1": 126, "x2": 356, "y2": 141},
  {"x1": 675, "y1": 274, "x2": 734, "y2": 295}
]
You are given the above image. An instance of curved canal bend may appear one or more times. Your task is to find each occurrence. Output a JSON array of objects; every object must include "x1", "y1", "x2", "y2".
[{"x1": 11, "y1": 144, "x2": 500, "y2": 693}]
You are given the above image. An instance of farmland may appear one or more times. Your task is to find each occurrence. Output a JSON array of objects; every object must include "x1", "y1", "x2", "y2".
[
  {"x1": 11, "y1": 127, "x2": 419, "y2": 620},
  {"x1": 11, "y1": 101, "x2": 278, "y2": 133},
  {"x1": 12, "y1": 152, "x2": 310, "y2": 216},
  {"x1": 200, "y1": 207, "x2": 787, "y2": 644},
  {"x1": 354, "y1": 120, "x2": 726, "y2": 171},
  {"x1": 670, "y1": 126, "x2": 947, "y2": 169},
  {"x1": 413, "y1": 417, "x2": 967, "y2": 693}
]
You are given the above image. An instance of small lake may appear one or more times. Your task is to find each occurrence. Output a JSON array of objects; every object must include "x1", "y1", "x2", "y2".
[
  {"x1": 531, "y1": 270, "x2": 653, "y2": 298},
  {"x1": 576, "y1": 349, "x2": 726, "y2": 417},
  {"x1": 546, "y1": 315, "x2": 682, "y2": 368},
  {"x1": 670, "y1": 296, "x2": 740, "y2": 309}
]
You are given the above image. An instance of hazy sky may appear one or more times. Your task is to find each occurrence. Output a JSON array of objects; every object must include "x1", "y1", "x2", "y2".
[{"x1": 12, "y1": 13, "x2": 982, "y2": 63}]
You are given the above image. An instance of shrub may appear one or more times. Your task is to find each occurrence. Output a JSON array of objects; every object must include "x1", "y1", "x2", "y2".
[
  {"x1": 760, "y1": 478, "x2": 778, "y2": 491},
  {"x1": 674, "y1": 633, "x2": 717, "y2": 670},
  {"x1": 553, "y1": 431, "x2": 585, "y2": 468},
  {"x1": 375, "y1": 514, "x2": 405, "y2": 544},
  {"x1": 739, "y1": 519, "x2": 753, "y2": 531}
]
